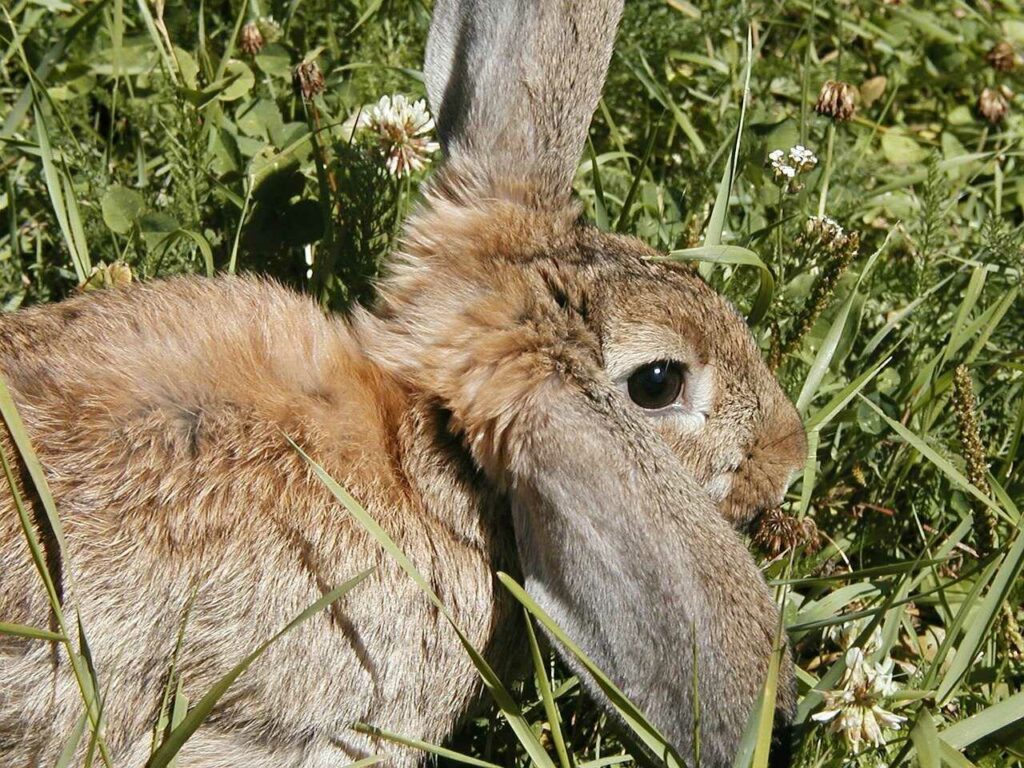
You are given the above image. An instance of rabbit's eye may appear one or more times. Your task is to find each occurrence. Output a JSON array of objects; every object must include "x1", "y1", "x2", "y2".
[{"x1": 627, "y1": 361, "x2": 685, "y2": 410}]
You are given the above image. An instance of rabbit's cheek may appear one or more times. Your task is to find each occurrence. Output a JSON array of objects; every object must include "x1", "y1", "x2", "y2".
[{"x1": 704, "y1": 471, "x2": 733, "y2": 503}]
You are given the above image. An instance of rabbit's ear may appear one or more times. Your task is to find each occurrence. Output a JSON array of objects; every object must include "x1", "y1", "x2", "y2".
[
  {"x1": 502, "y1": 383, "x2": 794, "y2": 765},
  {"x1": 424, "y1": 0, "x2": 623, "y2": 205}
]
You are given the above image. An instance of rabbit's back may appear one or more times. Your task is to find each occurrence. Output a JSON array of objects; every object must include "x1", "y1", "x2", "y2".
[{"x1": 0, "y1": 276, "x2": 518, "y2": 766}]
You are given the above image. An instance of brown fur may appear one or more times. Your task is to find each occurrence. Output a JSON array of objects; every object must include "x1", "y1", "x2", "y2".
[
  {"x1": 0, "y1": 277, "x2": 520, "y2": 765},
  {"x1": 1, "y1": 2, "x2": 806, "y2": 765}
]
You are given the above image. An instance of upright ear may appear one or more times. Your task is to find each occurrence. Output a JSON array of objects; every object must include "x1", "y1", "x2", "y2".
[{"x1": 424, "y1": 0, "x2": 624, "y2": 205}]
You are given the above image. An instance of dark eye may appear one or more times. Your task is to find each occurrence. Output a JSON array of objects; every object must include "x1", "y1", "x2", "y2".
[{"x1": 627, "y1": 360, "x2": 685, "y2": 410}]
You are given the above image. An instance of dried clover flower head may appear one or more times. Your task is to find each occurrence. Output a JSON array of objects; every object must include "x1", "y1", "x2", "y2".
[
  {"x1": 753, "y1": 507, "x2": 820, "y2": 557},
  {"x1": 240, "y1": 22, "x2": 264, "y2": 56},
  {"x1": 294, "y1": 59, "x2": 325, "y2": 100},
  {"x1": 986, "y1": 41, "x2": 1019, "y2": 72},
  {"x1": 815, "y1": 80, "x2": 858, "y2": 121},
  {"x1": 978, "y1": 86, "x2": 1011, "y2": 124},
  {"x1": 812, "y1": 647, "x2": 907, "y2": 754},
  {"x1": 345, "y1": 95, "x2": 440, "y2": 177}
]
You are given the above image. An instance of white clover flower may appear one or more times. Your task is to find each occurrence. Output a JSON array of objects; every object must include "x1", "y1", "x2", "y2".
[
  {"x1": 812, "y1": 647, "x2": 907, "y2": 755},
  {"x1": 345, "y1": 94, "x2": 440, "y2": 177},
  {"x1": 789, "y1": 144, "x2": 819, "y2": 171},
  {"x1": 825, "y1": 615, "x2": 883, "y2": 653}
]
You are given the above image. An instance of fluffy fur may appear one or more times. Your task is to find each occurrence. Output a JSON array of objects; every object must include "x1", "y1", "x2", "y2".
[{"x1": 0, "y1": 1, "x2": 806, "y2": 766}]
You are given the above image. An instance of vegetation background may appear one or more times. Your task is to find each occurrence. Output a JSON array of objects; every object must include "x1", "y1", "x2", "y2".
[{"x1": 1, "y1": 0, "x2": 1023, "y2": 766}]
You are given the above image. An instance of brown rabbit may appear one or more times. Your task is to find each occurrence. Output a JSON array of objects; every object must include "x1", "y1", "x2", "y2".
[{"x1": 0, "y1": 1, "x2": 807, "y2": 766}]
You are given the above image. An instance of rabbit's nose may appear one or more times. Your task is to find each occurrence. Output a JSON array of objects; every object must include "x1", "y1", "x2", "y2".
[
  {"x1": 755, "y1": 397, "x2": 808, "y2": 494},
  {"x1": 719, "y1": 398, "x2": 806, "y2": 528}
]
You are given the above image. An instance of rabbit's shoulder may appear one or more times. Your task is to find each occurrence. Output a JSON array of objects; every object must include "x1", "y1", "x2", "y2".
[{"x1": 0, "y1": 276, "x2": 408, "y2": 528}]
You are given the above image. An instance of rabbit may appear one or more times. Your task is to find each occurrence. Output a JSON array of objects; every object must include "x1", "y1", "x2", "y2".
[{"x1": 0, "y1": 0, "x2": 808, "y2": 766}]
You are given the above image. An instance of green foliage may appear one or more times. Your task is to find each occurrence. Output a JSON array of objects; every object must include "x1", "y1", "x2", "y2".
[{"x1": 2, "y1": 0, "x2": 1023, "y2": 766}]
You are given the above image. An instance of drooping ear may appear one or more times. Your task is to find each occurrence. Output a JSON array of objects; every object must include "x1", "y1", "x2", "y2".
[
  {"x1": 502, "y1": 378, "x2": 795, "y2": 765},
  {"x1": 424, "y1": 0, "x2": 624, "y2": 205}
]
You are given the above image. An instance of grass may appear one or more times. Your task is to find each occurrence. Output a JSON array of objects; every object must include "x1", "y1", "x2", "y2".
[{"x1": 2, "y1": 0, "x2": 1024, "y2": 766}]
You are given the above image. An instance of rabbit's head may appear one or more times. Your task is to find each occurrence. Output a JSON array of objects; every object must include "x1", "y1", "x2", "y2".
[{"x1": 359, "y1": 0, "x2": 806, "y2": 763}]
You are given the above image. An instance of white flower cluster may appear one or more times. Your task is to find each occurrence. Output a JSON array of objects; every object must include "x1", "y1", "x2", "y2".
[
  {"x1": 768, "y1": 145, "x2": 818, "y2": 191},
  {"x1": 812, "y1": 646, "x2": 906, "y2": 755},
  {"x1": 825, "y1": 614, "x2": 882, "y2": 653},
  {"x1": 346, "y1": 95, "x2": 440, "y2": 177}
]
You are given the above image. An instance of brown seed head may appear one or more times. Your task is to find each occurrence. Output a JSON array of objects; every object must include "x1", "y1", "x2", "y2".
[
  {"x1": 978, "y1": 87, "x2": 1010, "y2": 124},
  {"x1": 240, "y1": 22, "x2": 264, "y2": 56},
  {"x1": 753, "y1": 508, "x2": 819, "y2": 557},
  {"x1": 986, "y1": 41, "x2": 1019, "y2": 72},
  {"x1": 815, "y1": 80, "x2": 858, "y2": 122},
  {"x1": 952, "y1": 364, "x2": 997, "y2": 555},
  {"x1": 294, "y1": 59, "x2": 325, "y2": 100}
]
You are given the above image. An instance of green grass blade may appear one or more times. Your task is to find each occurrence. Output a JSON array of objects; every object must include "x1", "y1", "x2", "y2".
[
  {"x1": 0, "y1": 621, "x2": 66, "y2": 641},
  {"x1": 795, "y1": 288, "x2": 857, "y2": 414},
  {"x1": 935, "y1": 522, "x2": 1024, "y2": 704},
  {"x1": 705, "y1": 26, "x2": 753, "y2": 249},
  {"x1": 921, "y1": 558, "x2": 999, "y2": 692},
  {"x1": 524, "y1": 610, "x2": 572, "y2": 768},
  {"x1": 577, "y1": 757, "x2": 632, "y2": 768},
  {"x1": 167, "y1": 679, "x2": 188, "y2": 768},
  {"x1": 964, "y1": 287, "x2": 1019, "y2": 365},
  {"x1": 292, "y1": 442, "x2": 557, "y2": 768},
  {"x1": 795, "y1": 231, "x2": 890, "y2": 413},
  {"x1": 749, "y1": 641, "x2": 784, "y2": 768},
  {"x1": 944, "y1": 266, "x2": 987, "y2": 361},
  {"x1": 615, "y1": 118, "x2": 659, "y2": 233},
  {"x1": 0, "y1": 376, "x2": 70, "y2": 558},
  {"x1": 909, "y1": 708, "x2": 941, "y2": 768},
  {"x1": 33, "y1": 107, "x2": 90, "y2": 283},
  {"x1": 939, "y1": 690, "x2": 1024, "y2": 749},
  {"x1": 620, "y1": 51, "x2": 705, "y2": 155},
  {"x1": 352, "y1": 723, "x2": 501, "y2": 768},
  {"x1": 858, "y1": 395, "x2": 1006, "y2": 520},
  {"x1": 178, "y1": 229, "x2": 216, "y2": 277},
  {"x1": 586, "y1": 137, "x2": 610, "y2": 231},
  {"x1": 342, "y1": 758, "x2": 383, "y2": 768},
  {"x1": 55, "y1": 710, "x2": 89, "y2": 768},
  {"x1": 805, "y1": 356, "x2": 890, "y2": 431},
  {"x1": 147, "y1": 569, "x2": 374, "y2": 768},
  {"x1": 938, "y1": 740, "x2": 979, "y2": 768},
  {"x1": 661, "y1": 245, "x2": 775, "y2": 324},
  {"x1": 497, "y1": 572, "x2": 685, "y2": 768},
  {"x1": 1, "y1": 0, "x2": 113, "y2": 138},
  {"x1": 0, "y1": 433, "x2": 65, "y2": 629}
]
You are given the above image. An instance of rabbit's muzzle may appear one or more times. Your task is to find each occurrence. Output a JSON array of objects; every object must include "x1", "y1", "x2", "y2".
[{"x1": 719, "y1": 399, "x2": 807, "y2": 529}]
